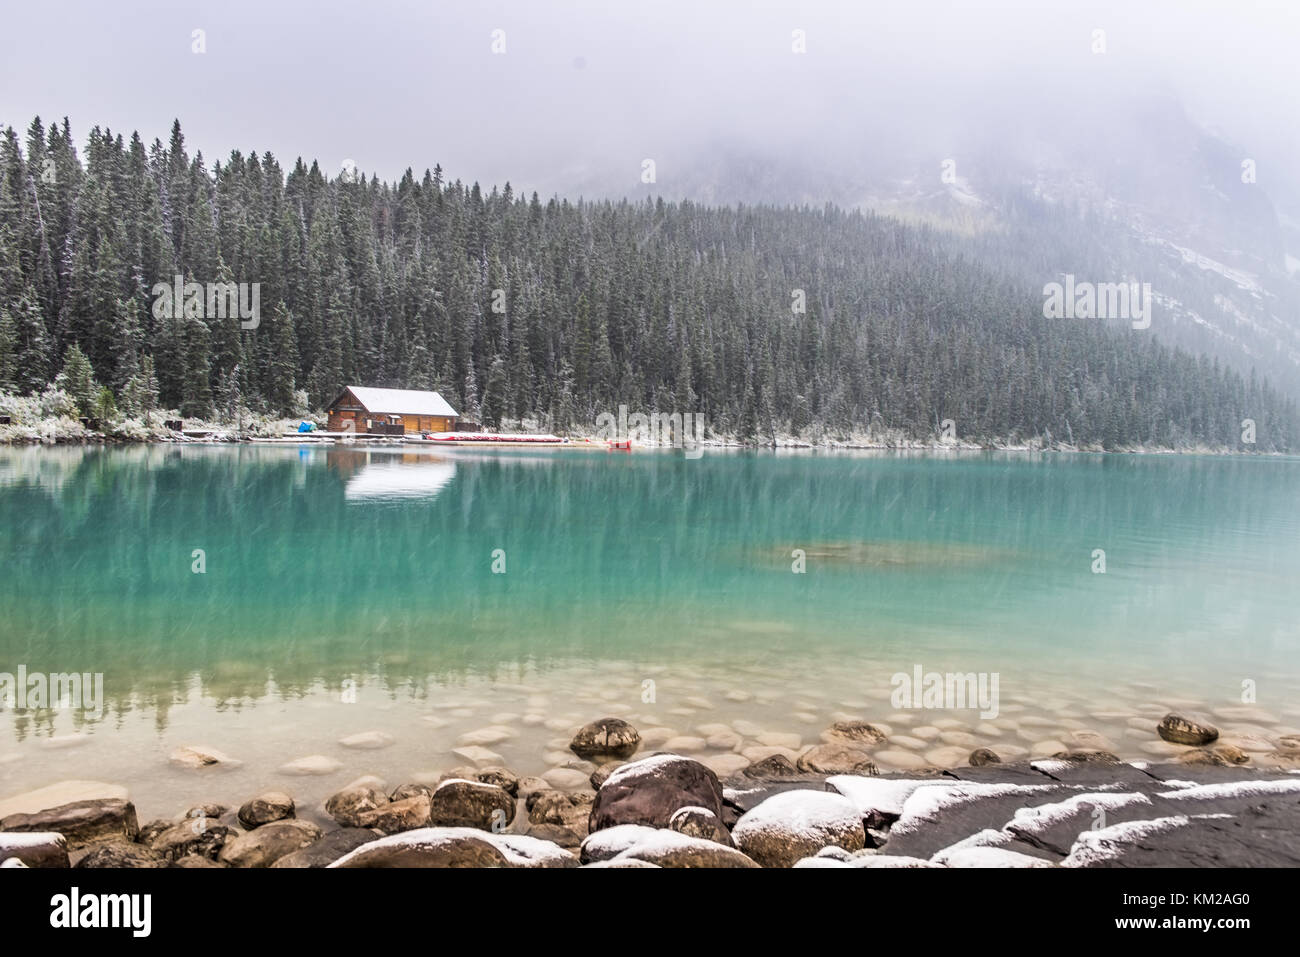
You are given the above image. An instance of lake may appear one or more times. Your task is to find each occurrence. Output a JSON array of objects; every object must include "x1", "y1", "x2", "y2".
[{"x1": 2, "y1": 444, "x2": 1298, "y2": 818}]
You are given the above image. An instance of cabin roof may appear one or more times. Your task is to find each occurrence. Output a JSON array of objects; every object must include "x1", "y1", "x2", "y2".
[{"x1": 338, "y1": 386, "x2": 459, "y2": 418}]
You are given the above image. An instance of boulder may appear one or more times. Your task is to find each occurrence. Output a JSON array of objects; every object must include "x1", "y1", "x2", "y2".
[
  {"x1": 0, "y1": 798, "x2": 138, "y2": 848},
  {"x1": 527, "y1": 789, "x2": 594, "y2": 839},
  {"x1": 743, "y1": 753, "x2": 805, "y2": 780},
  {"x1": 612, "y1": 829, "x2": 758, "y2": 868},
  {"x1": 325, "y1": 784, "x2": 389, "y2": 827},
  {"x1": 136, "y1": 819, "x2": 173, "y2": 846},
  {"x1": 171, "y1": 854, "x2": 227, "y2": 868},
  {"x1": 821, "y1": 721, "x2": 888, "y2": 746},
  {"x1": 217, "y1": 819, "x2": 322, "y2": 868},
  {"x1": 969, "y1": 748, "x2": 1001, "y2": 766},
  {"x1": 668, "y1": 805, "x2": 734, "y2": 847},
  {"x1": 237, "y1": 791, "x2": 296, "y2": 829},
  {"x1": 427, "y1": 779, "x2": 515, "y2": 830},
  {"x1": 731, "y1": 790, "x2": 867, "y2": 867},
  {"x1": 328, "y1": 828, "x2": 578, "y2": 868},
  {"x1": 75, "y1": 841, "x2": 168, "y2": 868},
  {"x1": 1158, "y1": 713, "x2": 1218, "y2": 746},
  {"x1": 569, "y1": 717, "x2": 641, "y2": 761},
  {"x1": 390, "y1": 783, "x2": 436, "y2": 802},
  {"x1": 271, "y1": 828, "x2": 380, "y2": 868},
  {"x1": 476, "y1": 767, "x2": 520, "y2": 797},
  {"x1": 589, "y1": 754, "x2": 725, "y2": 831},
  {"x1": 796, "y1": 743, "x2": 879, "y2": 775},
  {"x1": 0, "y1": 831, "x2": 69, "y2": 868},
  {"x1": 356, "y1": 794, "x2": 432, "y2": 834},
  {"x1": 149, "y1": 820, "x2": 236, "y2": 861}
]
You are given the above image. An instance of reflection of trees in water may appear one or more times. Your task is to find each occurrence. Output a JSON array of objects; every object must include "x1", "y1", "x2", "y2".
[{"x1": 0, "y1": 448, "x2": 1294, "y2": 732}]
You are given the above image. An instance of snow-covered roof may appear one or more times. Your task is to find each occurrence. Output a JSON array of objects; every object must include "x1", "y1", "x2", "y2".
[{"x1": 341, "y1": 386, "x2": 458, "y2": 418}]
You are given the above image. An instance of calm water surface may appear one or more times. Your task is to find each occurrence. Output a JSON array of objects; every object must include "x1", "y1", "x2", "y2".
[{"x1": 2, "y1": 445, "x2": 1298, "y2": 817}]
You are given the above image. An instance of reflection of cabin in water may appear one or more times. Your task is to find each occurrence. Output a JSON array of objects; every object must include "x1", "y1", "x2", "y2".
[{"x1": 325, "y1": 386, "x2": 459, "y2": 435}]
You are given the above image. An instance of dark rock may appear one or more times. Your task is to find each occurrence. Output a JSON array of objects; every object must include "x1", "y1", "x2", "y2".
[
  {"x1": 1158, "y1": 713, "x2": 1218, "y2": 746},
  {"x1": 149, "y1": 820, "x2": 237, "y2": 861},
  {"x1": 171, "y1": 854, "x2": 227, "y2": 868},
  {"x1": 743, "y1": 753, "x2": 805, "y2": 780},
  {"x1": 969, "y1": 748, "x2": 1001, "y2": 766},
  {"x1": 237, "y1": 791, "x2": 295, "y2": 829},
  {"x1": 0, "y1": 798, "x2": 138, "y2": 848},
  {"x1": 589, "y1": 754, "x2": 725, "y2": 831},
  {"x1": 185, "y1": 803, "x2": 228, "y2": 820},
  {"x1": 75, "y1": 841, "x2": 167, "y2": 868},
  {"x1": 324, "y1": 784, "x2": 389, "y2": 827},
  {"x1": 218, "y1": 819, "x2": 322, "y2": 868},
  {"x1": 569, "y1": 717, "x2": 641, "y2": 761},
  {"x1": 427, "y1": 779, "x2": 515, "y2": 830},
  {"x1": 271, "y1": 828, "x2": 380, "y2": 868},
  {"x1": 1050, "y1": 750, "x2": 1121, "y2": 764},
  {"x1": 589, "y1": 764, "x2": 621, "y2": 789},
  {"x1": 882, "y1": 780, "x2": 1064, "y2": 859},
  {"x1": 135, "y1": 819, "x2": 172, "y2": 846}
]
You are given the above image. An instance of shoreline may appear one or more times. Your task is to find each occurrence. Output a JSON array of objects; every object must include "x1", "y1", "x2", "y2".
[
  {"x1": 0, "y1": 420, "x2": 1285, "y2": 457},
  {"x1": 3, "y1": 710, "x2": 1298, "y2": 868}
]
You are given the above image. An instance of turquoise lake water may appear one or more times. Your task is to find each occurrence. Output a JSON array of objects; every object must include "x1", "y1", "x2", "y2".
[{"x1": 1, "y1": 445, "x2": 1298, "y2": 816}]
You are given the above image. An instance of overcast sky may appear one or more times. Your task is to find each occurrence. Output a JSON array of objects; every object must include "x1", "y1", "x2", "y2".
[{"x1": 2, "y1": 0, "x2": 1297, "y2": 197}]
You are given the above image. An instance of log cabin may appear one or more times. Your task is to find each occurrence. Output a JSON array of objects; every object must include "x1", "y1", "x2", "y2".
[{"x1": 325, "y1": 386, "x2": 459, "y2": 435}]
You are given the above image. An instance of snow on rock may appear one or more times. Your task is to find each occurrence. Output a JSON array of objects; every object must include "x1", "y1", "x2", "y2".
[
  {"x1": 1060, "y1": 816, "x2": 1191, "y2": 867},
  {"x1": 579, "y1": 824, "x2": 661, "y2": 863},
  {"x1": 824, "y1": 775, "x2": 937, "y2": 824},
  {"x1": 731, "y1": 789, "x2": 866, "y2": 868},
  {"x1": 328, "y1": 827, "x2": 578, "y2": 868},
  {"x1": 605, "y1": 827, "x2": 759, "y2": 868},
  {"x1": 890, "y1": 782, "x2": 1055, "y2": 836},
  {"x1": 1007, "y1": 791, "x2": 1152, "y2": 840},
  {"x1": 1158, "y1": 778, "x2": 1300, "y2": 802},
  {"x1": 936, "y1": 846, "x2": 1056, "y2": 868}
]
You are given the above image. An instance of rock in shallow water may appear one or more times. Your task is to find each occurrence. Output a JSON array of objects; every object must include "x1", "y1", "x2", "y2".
[
  {"x1": 1158, "y1": 713, "x2": 1219, "y2": 746},
  {"x1": 325, "y1": 784, "x2": 389, "y2": 828},
  {"x1": 169, "y1": 745, "x2": 242, "y2": 769},
  {"x1": 238, "y1": 791, "x2": 295, "y2": 829},
  {"x1": 796, "y1": 742, "x2": 878, "y2": 775},
  {"x1": 569, "y1": 717, "x2": 642, "y2": 760}
]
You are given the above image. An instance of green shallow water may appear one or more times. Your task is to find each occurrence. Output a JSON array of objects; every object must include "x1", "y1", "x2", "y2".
[{"x1": 1, "y1": 445, "x2": 1298, "y2": 817}]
